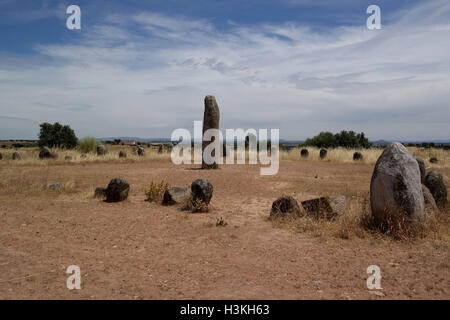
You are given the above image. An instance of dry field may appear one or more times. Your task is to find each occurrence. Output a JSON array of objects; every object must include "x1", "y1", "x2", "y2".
[{"x1": 0, "y1": 146, "x2": 449, "y2": 299}]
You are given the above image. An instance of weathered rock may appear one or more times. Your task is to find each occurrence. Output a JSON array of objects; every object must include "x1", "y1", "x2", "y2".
[
  {"x1": 97, "y1": 145, "x2": 106, "y2": 156},
  {"x1": 105, "y1": 178, "x2": 130, "y2": 202},
  {"x1": 0, "y1": 152, "x2": 2, "y2": 160},
  {"x1": 202, "y1": 95, "x2": 220, "y2": 169},
  {"x1": 370, "y1": 142, "x2": 425, "y2": 229},
  {"x1": 39, "y1": 147, "x2": 57, "y2": 159},
  {"x1": 137, "y1": 147, "x2": 145, "y2": 156},
  {"x1": 64, "y1": 155, "x2": 73, "y2": 161},
  {"x1": 301, "y1": 149, "x2": 309, "y2": 158},
  {"x1": 12, "y1": 151, "x2": 21, "y2": 160},
  {"x1": 429, "y1": 157, "x2": 438, "y2": 164},
  {"x1": 191, "y1": 178, "x2": 213, "y2": 205},
  {"x1": 162, "y1": 186, "x2": 190, "y2": 205},
  {"x1": 94, "y1": 187, "x2": 107, "y2": 198},
  {"x1": 416, "y1": 157, "x2": 426, "y2": 184},
  {"x1": 319, "y1": 149, "x2": 327, "y2": 159},
  {"x1": 48, "y1": 182, "x2": 61, "y2": 191},
  {"x1": 270, "y1": 196, "x2": 303, "y2": 218},
  {"x1": 422, "y1": 185, "x2": 438, "y2": 212},
  {"x1": 301, "y1": 196, "x2": 346, "y2": 220},
  {"x1": 425, "y1": 170, "x2": 448, "y2": 210},
  {"x1": 119, "y1": 150, "x2": 127, "y2": 158},
  {"x1": 353, "y1": 152, "x2": 363, "y2": 161}
]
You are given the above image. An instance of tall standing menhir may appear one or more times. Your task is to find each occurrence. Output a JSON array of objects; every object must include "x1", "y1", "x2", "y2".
[{"x1": 202, "y1": 96, "x2": 220, "y2": 169}]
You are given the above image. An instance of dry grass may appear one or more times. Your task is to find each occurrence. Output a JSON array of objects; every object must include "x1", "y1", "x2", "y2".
[
  {"x1": 280, "y1": 146, "x2": 450, "y2": 166},
  {"x1": 0, "y1": 145, "x2": 170, "y2": 165},
  {"x1": 271, "y1": 195, "x2": 449, "y2": 242}
]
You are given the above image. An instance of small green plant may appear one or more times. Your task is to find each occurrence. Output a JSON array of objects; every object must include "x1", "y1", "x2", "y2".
[
  {"x1": 145, "y1": 180, "x2": 169, "y2": 203},
  {"x1": 216, "y1": 217, "x2": 228, "y2": 227}
]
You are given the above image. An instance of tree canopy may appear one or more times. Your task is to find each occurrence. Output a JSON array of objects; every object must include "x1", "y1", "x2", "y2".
[
  {"x1": 301, "y1": 131, "x2": 372, "y2": 149},
  {"x1": 38, "y1": 122, "x2": 78, "y2": 149}
]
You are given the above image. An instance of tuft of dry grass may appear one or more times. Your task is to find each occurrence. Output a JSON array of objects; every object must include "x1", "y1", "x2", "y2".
[
  {"x1": 145, "y1": 180, "x2": 169, "y2": 203},
  {"x1": 182, "y1": 194, "x2": 210, "y2": 213}
]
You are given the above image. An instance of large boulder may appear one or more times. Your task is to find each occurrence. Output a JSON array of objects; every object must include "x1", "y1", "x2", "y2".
[
  {"x1": 202, "y1": 96, "x2": 220, "y2": 169},
  {"x1": 319, "y1": 149, "x2": 327, "y2": 159},
  {"x1": 162, "y1": 186, "x2": 190, "y2": 206},
  {"x1": 12, "y1": 151, "x2": 21, "y2": 160},
  {"x1": 301, "y1": 196, "x2": 346, "y2": 220},
  {"x1": 39, "y1": 147, "x2": 57, "y2": 159},
  {"x1": 191, "y1": 179, "x2": 213, "y2": 205},
  {"x1": 105, "y1": 178, "x2": 130, "y2": 202},
  {"x1": 270, "y1": 196, "x2": 303, "y2": 218},
  {"x1": 416, "y1": 157, "x2": 426, "y2": 184},
  {"x1": 424, "y1": 170, "x2": 448, "y2": 210},
  {"x1": 300, "y1": 149, "x2": 309, "y2": 158},
  {"x1": 137, "y1": 147, "x2": 145, "y2": 156},
  {"x1": 370, "y1": 142, "x2": 424, "y2": 229},
  {"x1": 97, "y1": 145, "x2": 106, "y2": 156}
]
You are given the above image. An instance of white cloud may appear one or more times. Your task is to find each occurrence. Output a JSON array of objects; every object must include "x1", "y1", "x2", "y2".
[{"x1": 0, "y1": 0, "x2": 449, "y2": 140}]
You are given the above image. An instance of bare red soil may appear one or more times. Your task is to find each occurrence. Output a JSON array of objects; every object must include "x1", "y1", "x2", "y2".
[{"x1": 0, "y1": 160, "x2": 449, "y2": 299}]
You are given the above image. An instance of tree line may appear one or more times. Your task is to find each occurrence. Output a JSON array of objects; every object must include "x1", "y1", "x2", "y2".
[{"x1": 300, "y1": 131, "x2": 372, "y2": 149}]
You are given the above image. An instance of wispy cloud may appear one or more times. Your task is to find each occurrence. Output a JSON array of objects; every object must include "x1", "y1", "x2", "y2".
[{"x1": 0, "y1": 0, "x2": 449, "y2": 140}]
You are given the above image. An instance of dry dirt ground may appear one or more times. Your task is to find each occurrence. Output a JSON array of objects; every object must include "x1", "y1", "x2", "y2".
[{"x1": 0, "y1": 158, "x2": 449, "y2": 299}]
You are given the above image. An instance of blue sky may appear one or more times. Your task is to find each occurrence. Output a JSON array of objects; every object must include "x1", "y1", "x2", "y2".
[{"x1": 0, "y1": 0, "x2": 449, "y2": 140}]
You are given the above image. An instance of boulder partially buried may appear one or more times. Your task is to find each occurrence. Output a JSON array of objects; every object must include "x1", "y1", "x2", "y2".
[
  {"x1": 425, "y1": 170, "x2": 448, "y2": 210},
  {"x1": 270, "y1": 196, "x2": 303, "y2": 218},
  {"x1": 301, "y1": 196, "x2": 346, "y2": 220},
  {"x1": 422, "y1": 185, "x2": 438, "y2": 212},
  {"x1": 137, "y1": 147, "x2": 145, "y2": 156},
  {"x1": 319, "y1": 149, "x2": 327, "y2": 159},
  {"x1": 353, "y1": 152, "x2": 363, "y2": 161},
  {"x1": 416, "y1": 157, "x2": 426, "y2": 184},
  {"x1": 119, "y1": 150, "x2": 127, "y2": 158},
  {"x1": 162, "y1": 186, "x2": 190, "y2": 205},
  {"x1": 300, "y1": 149, "x2": 309, "y2": 158},
  {"x1": 191, "y1": 179, "x2": 213, "y2": 205},
  {"x1": 105, "y1": 178, "x2": 130, "y2": 202},
  {"x1": 370, "y1": 142, "x2": 424, "y2": 229},
  {"x1": 12, "y1": 151, "x2": 21, "y2": 160},
  {"x1": 94, "y1": 187, "x2": 107, "y2": 198},
  {"x1": 39, "y1": 147, "x2": 57, "y2": 159},
  {"x1": 97, "y1": 145, "x2": 106, "y2": 156}
]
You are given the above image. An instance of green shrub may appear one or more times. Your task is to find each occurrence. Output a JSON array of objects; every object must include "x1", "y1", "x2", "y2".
[{"x1": 77, "y1": 136, "x2": 98, "y2": 153}]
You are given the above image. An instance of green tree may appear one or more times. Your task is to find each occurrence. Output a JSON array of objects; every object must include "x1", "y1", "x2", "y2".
[
  {"x1": 301, "y1": 131, "x2": 372, "y2": 149},
  {"x1": 38, "y1": 122, "x2": 78, "y2": 149}
]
